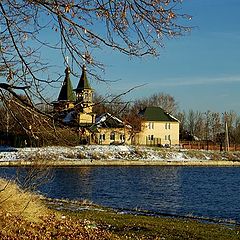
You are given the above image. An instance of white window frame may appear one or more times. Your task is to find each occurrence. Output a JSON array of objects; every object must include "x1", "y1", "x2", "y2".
[
  {"x1": 110, "y1": 132, "x2": 115, "y2": 141},
  {"x1": 120, "y1": 134, "x2": 125, "y2": 141},
  {"x1": 100, "y1": 134, "x2": 105, "y2": 141},
  {"x1": 148, "y1": 122, "x2": 154, "y2": 129}
]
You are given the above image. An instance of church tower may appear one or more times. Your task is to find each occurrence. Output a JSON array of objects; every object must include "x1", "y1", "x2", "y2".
[
  {"x1": 53, "y1": 66, "x2": 76, "y2": 112},
  {"x1": 74, "y1": 65, "x2": 95, "y2": 124}
]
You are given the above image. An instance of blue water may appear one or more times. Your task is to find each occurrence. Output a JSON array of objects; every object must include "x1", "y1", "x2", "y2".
[{"x1": 1, "y1": 166, "x2": 240, "y2": 223}]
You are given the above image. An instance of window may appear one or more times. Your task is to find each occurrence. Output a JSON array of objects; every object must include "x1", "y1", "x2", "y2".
[
  {"x1": 84, "y1": 92, "x2": 90, "y2": 102},
  {"x1": 165, "y1": 123, "x2": 171, "y2": 129},
  {"x1": 100, "y1": 134, "x2": 105, "y2": 141},
  {"x1": 120, "y1": 134, "x2": 125, "y2": 141},
  {"x1": 148, "y1": 122, "x2": 154, "y2": 129},
  {"x1": 165, "y1": 135, "x2": 167, "y2": 140},
  {"x1": 168, "y1": 135, "x2": 171, "y2": 140},
  {"x1": 148, "y1": 135, "x2": 154, "y2": 141},
  {"x1": 110, "y1": 132, "x2": 115, "y2": 141}
]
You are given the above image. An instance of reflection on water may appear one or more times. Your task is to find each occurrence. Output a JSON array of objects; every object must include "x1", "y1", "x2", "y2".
[
  {"x1": 1, "y1": 166, "x2": 240, "y2": 222},
  {"x1": 48, "y1": 167, "x2": 94, "y2": 200}
]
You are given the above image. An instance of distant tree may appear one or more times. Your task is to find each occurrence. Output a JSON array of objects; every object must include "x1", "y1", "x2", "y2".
[
  {"x1": 180, "y1": 110, "x2": 240, "y2": 148},
  {"x1": 93, "y1": 93, "x2": 107, "y2": 116},
  {"x1": 93, "y1": 92, "x2": 129, "y2": 118},
  {"x1": 206, "y1": 111, "x2": 222, "y2": 142},
  {"x1": 177, "y1": 111, "x2": 189, "y2": 140},
  {"x1": 184, "y1": 110, "x2": 205, "y2": 140},
  {"x1": 131, "y1": 92, "x2": 178, "y2": 114},
  {"x1": 0, "y1": 94, "x2": 80, "y2": 146},
  {"x1": 233, "y1": 116, "x2": 240, "y2": 145}
]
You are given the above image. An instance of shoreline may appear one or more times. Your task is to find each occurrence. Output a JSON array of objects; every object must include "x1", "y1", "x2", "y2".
[
  {"x1": 1, "y1": 159, "x2": 240, "y2": 167},
  {"x1": 1, "y1": 145, "x2": 240, "y2": 167}
]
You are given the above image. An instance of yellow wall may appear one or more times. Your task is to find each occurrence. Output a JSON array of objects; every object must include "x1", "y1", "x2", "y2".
[
  {"x1": 95, "y1": 128, "x2": 132, "y2": 145},
  {"x1": 78, "y1": 113, "x2": 94, "y2": 124},
  {"x1": 135, "y1": 121, "x2": 179, "y2": 146}
]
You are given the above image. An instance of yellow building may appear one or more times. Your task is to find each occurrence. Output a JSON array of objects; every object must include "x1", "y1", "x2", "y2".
[
  {"x1": 90, "y1": 113, "x2": 132, "y2": 145},
  {"x1": 134, "y1": 107, "x2": 179, "y2": 146}
]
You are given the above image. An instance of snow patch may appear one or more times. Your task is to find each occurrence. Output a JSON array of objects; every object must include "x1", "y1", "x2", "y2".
[{"x1": 0, "y1": 145, "x2": 234, "y2": 162}]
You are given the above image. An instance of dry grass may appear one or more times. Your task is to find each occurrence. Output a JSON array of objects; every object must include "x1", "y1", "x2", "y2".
[
  {"x1": 0, "y1": 178, "x2": 50, "y2": 222},
  {"x1": 0, "y1": 178, "x2": 115, "y2": 239}
]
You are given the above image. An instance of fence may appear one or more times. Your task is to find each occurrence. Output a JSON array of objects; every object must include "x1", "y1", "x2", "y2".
[{"x1": 181, "y1": 141, "x2": 240, "y2": 151}]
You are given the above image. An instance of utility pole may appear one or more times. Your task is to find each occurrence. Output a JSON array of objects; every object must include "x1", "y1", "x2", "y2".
[{"x1": 225, "y1": 121, "x2": 230, "y2": 152}]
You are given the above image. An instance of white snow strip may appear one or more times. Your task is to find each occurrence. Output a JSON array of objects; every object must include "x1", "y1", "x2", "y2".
[{"x1": 0, "y1": 145, "x2": 233, "y2": 162}]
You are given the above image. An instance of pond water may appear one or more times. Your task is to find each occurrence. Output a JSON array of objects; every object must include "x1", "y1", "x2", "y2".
[{"x1": 1, "y1": 166, "x2": 240, "y2": 223}]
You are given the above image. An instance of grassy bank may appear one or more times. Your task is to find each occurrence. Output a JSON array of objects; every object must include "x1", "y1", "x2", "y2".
[
  {"x1": 2, "y1": 146, "x2": 240, "y2": 167},
  {"x1": 66, "y1": 208, "x2": 240, "y2": 240},
  {"x1": 1, "y1": 178, "x2": 240, "y2": 239}
]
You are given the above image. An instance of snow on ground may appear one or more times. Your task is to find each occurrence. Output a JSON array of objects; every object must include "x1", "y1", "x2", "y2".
[{"x1": 0, "y1": 145, "x2": 239, "y2": 162}]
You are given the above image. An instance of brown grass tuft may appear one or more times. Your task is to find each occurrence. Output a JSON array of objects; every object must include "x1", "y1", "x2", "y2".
[{"x1": 0, "y1": 178, "x2": 50, "y2": 222}]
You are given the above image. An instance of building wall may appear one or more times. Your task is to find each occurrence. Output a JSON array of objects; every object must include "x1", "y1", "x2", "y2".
[
  {"x1": 95, "y1": 128, "x2": 132, "y2": 145},
  {"x1": 135, "y1": 121, "x2": 179, "y2": 146},
  {"x1": 78, "y1": 112, "x2": 94, "y2": 124}
]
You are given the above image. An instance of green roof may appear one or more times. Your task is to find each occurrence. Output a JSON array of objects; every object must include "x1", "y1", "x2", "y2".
[
  {"x1": 58, "y1": 67, "x2": 76, "y2": 102},
  {"x1": 139, "y1": 107, "x2": 178, "y2": 122},
  {"x1": 75, "y1": 65, "x2": 92, "y2": 92}
]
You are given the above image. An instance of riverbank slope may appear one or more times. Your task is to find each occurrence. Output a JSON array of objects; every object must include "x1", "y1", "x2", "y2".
[{"x1": 1, "y1": 145, "x2": 240, "y2": 166}]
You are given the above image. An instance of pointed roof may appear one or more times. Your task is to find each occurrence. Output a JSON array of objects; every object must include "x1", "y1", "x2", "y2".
[
  {"x1": 75, "y1": 65, "x2": 92, "y2": 92},
  {"x1": 139, "y1": 107, "x2": 179, "y2": 122},
  {"x1": 57, "y1": 66, "x2": 76, "y2": 102}
]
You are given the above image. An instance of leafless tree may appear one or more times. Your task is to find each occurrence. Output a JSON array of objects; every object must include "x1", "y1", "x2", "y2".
[
  {"x1": 93, "y1": 92, "x2": 130, "y2": 119},
  {"x1": 0, "y1": 0, "x2": 191, "y2": 141},
  {"x1": 180, "y1": 110, "x2": 240, "y2": 147},
  {"x1": 131, "y1": 92, "x2": 178, "y2": 114},
  {"x1": 233, "y1": 116, "x2": 240, "y2": 145},
  {"x1": 184, "y1": 110, "x2": 204, "y2": 140}
]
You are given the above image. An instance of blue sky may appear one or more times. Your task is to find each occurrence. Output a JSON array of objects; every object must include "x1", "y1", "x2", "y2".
[
  {"x1": 86, "y1": 0, "x2": 240, "y2": 114},
  {"x1": 46, "y1": 0, "x2": 240, "y2": 114}
]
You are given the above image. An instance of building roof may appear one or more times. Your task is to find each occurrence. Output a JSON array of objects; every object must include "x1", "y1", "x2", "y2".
[
  {"x1": 91, "y1": 113, "x2": 132, "y2": 129},
  {"x1": 139, "y1": 107, "x2": 179, "y2": 122},
  {"x1": 57, "y1": 67, "x2": 76, "y2": 102},
  {"x1": 75, "y1": 65, "x2": 92, "y2": 92}
]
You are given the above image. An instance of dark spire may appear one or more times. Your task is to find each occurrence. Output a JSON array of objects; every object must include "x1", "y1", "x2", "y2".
[
  {"x1": 75, "y1": 65, "x2": 92, "y2": 92},
  {"x1": 57, "y1": 66, "x2": 76, "y2": 102}
]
